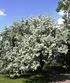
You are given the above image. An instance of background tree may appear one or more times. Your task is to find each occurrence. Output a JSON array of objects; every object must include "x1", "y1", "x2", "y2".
[
  {"x1": 56, "y1": 0, "x2": 70, "y2": 27},
  {"x1": 56, "y1": 0, "x2": 70, "y2": 69}
]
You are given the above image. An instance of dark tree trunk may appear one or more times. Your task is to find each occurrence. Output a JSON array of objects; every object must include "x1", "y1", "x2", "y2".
[{"x1": 38, "y1": 53, "x2": 44, "y2": 72}]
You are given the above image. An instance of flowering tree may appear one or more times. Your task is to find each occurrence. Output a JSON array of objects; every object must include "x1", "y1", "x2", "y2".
[{"x1": 0, "y1": 16, "x2": 70, "y2": 78}]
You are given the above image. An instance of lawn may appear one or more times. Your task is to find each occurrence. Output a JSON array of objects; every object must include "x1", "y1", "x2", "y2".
[
  {"x1": 0, "y1": 74, "x2": 50, "y2": 83},
  {"x1": 0, "y1": 67, "x2": 70, "y2": 83},
  {"x1": 0, "y1": 74, "x2": 28, "y2": 83}
]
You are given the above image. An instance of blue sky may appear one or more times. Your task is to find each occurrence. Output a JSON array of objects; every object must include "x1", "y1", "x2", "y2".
[{"x1": 0, "y1": 0, "x2": 59, "y2": 32}]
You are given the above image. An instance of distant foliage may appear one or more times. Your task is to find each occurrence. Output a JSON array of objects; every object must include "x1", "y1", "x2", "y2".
[
  {"x1": 56, "y1": 0, "x2": 70, "y2": 27},
  {"x1": 0, "y1": 16, "x2": 70, "y2": 78},
  {"x1": 56, "y1": 0, "x2": 70, "y2": 68}
]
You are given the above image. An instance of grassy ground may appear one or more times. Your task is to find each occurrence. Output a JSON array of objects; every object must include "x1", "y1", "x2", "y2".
[
  {"x1": 0, "y1": 74, "x2": 28, "y2": 83},
  {"x1": 0, "y1": 74, "x2": 50, "y2": 83},
  {"x1": 0, "y1": 67, "x2": 70, "y2": 83}
]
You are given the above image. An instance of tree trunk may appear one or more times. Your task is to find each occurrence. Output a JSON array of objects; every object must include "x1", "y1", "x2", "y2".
[{"x1": 39, "y1": 53, "x2": 44, "y2": 72}]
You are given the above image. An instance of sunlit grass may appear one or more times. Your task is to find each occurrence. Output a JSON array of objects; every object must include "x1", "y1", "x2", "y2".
[{"x1": 0, "y1": 74, "x2": 27, "y2": 83}]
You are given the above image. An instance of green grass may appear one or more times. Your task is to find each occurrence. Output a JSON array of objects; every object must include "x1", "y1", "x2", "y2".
[
  {"x1": 0, "y1": 74, "x2": 28, "y2": 83},
  {"x1": 0, "y1": 74, "x2": 50, "y2": 83},
  {"x1": 0, "y1": 67, "x2": 70, "y2": 83}
]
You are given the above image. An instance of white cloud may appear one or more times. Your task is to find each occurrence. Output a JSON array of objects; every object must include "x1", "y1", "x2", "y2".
[
  {"x1": 0, "y1": 9, "x2": 7, "y2": 16},
  {"x1": 58, "y1": 10, "x2": 65, "y2": 16},
  {"x1": 57, "y1": 18, "x2": 64, "y2": 24}
]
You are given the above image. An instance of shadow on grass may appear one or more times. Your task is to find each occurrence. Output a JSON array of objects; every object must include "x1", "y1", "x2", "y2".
[
  {"x1": 24, "y1": 74, "x2": 70, "y2": 83},
  {"x1": 24, "y1": 66, "x2": 70, "y2": 83}
]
